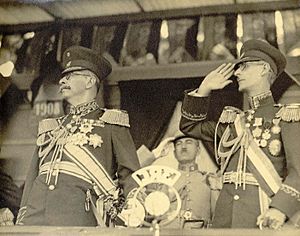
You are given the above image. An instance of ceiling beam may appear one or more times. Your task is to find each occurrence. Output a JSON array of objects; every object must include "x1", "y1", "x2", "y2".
[
  {"x1": 107, "y1": 57, "x2": 300, "y2": 85},
  {"x1": 53, "y1": 0, "x2": 300, "y2": 26}
]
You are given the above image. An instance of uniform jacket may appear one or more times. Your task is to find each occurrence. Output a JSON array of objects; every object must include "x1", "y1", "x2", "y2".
[
  {"x1": 180, "y1": 91, "x2": 300, "y2": 228},
  {"x1": 17, "y1": 100, "x2": 140, "y2": 226},
  {"x1": 167, "y1": 163, "x2": 218, "y2": 229}
]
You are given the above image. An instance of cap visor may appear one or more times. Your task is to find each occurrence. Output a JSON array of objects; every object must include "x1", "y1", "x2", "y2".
[
  {"x1": 234, "y1": 57, "x2": 262, "y2": 69},
  {"x1": 61, "y1": 66, "x2": 85, "y2": 76},
  {"x1": 172, "y1": 135, "x2": 188, "y2": 143}
]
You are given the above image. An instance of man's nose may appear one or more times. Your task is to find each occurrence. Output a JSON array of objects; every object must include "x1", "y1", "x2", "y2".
[
  {"x1": 59, "y1": 77, "x2": 66, "y2": 85},
  {"x1": 234, "y1": 68, "x2": 240, "y2": 76}
]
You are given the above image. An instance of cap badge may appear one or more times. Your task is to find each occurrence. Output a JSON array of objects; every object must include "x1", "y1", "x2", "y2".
[{"x1": 66, "y1": 52, "x2": 71, "y2": 57}]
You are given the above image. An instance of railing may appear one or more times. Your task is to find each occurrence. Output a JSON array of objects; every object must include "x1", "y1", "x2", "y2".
[{"x1": 0, "y1": 226, "x2": 299, "y2": 236}]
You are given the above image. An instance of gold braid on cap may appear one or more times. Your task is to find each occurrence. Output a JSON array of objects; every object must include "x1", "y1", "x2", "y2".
[
  {"x1": 100, "y1": 109, "x2": 130, "y2": 127},
  {"x1": 275, "y1": 104, "x2": 300, "y2": 122},
  {"x1": 219, "y1": 106, "x2": 242, "y2": 124}
]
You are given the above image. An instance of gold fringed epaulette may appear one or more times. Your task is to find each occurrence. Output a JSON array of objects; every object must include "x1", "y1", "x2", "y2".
[
  {"x1": 100, "y1": 109, "x2": 130, "y2": 127},
  {"x1": 275, "y1": 104, "x2": 300, "y2": 122},
  {"x1": 219, "y1": 106, "x2": 242, "y2": 124},
  {"x1": 38, "y1": 118, "x2": 59, "y2": 135}
]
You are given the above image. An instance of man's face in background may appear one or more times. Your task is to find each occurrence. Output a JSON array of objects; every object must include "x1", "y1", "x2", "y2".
[{"x1": 174, "y1": 137, "x2": 199, "y2": 164}]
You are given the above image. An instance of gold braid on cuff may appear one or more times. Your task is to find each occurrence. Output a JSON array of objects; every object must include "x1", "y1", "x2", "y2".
[
  {"x1": 181, "y1": 109, "x2": 207, "y2": 121},
  {"x1": 281, "y1": 184, "x2": 300, "y2": 201}
]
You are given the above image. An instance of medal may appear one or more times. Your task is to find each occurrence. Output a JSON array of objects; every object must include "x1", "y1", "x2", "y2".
[
  {"x1": 79, "y1": 122, "x2": 94, "y2": 133},
  {"x1": 66, "y1": 124, "x2": 72, "y2": 130},
  {"x1": 268, "y1": 139, "x2": 282, "y2": 156},
  {"x1": 252, "y1": 127, "x2": 262, "y2": 138},
  {"x1": 247, "y1": 113, "x2": 254, "y2": 122},
  {"x1": 89, "y1": 134, "x2": 103, "y2": 148},
  {"x1": 253, "y1": 117, "x2": 263, "y2": 127},
  {"x1": 70, "y1": 126, "x2": 77, "y2": 133},
  {"x1": 262, "y1": 129, "x2": 271, "y2": 140},
  {"x1": 271, "y1": 118, "x2": 281, "y2": 134},
  {"x1": 260, "y1": 139, "x2": 267, "y2": 147}
]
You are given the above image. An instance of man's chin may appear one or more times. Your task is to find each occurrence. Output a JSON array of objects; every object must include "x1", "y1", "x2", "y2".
[{"x1": 60, "y1": 89, "x2": 71, "y2": 97}]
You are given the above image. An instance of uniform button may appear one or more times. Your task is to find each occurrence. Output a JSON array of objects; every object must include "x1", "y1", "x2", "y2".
[
  {"x1": 187, "y1": 198, "x2": 191, "y2": 201},
  {"x1": 48, "y1": 185, "x2": 55, "y2": 190},
  {"x1": 233, "y1": 195, "x2": 239, "y2": 200}
]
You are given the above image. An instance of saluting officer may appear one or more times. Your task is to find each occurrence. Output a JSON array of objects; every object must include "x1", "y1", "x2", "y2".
[
  {"x1": 17, "y1": 46, "x2": 140, "y2": 226},
  {"x1": 180, "y1": 39, "x2": 300, "y2": 229}
]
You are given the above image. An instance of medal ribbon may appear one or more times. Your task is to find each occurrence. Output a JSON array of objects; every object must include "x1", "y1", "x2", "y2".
[{"x1": 64, "y1": 143, "x2": 116, "y2": 196}]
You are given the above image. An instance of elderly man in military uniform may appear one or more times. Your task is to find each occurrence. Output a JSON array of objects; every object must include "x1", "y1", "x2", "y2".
[
  {"x1": 16, "y1": 46, "x2": 140, "y2": 226},
  {"x1": 167, "y1": 132, "x2": 219, "y2": 229},
  {"x1": 180, "y1": 39, "x2": 300, "y2": 229}
]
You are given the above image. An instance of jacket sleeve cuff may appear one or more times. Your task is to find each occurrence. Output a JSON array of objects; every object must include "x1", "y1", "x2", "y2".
[
  {"x1": 181, "y1": 89, "x2": 210, "y2": 121},
  {"x1": 15, "y1": 206, "x2": 26, "y2": 225},
  {"x1": 270, "y1": 184, "x2": 300, "y2": 218}
]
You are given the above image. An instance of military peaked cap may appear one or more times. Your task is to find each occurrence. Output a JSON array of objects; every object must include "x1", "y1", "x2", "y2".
[
  {"x1": 235, "y1": 39, "x2": 286, "y2": 76},
  {"x1": 171, "y1": 130, "x2": 195, "y2": 143},
  {"x1": 62, "y1": 46, "x2": 112, "y2": 80}
]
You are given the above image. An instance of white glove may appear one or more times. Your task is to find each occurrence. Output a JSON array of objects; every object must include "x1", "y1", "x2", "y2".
[
  {"x1": 257, "y1": 208, "x2": 286, "y2": 230},
  {"x1": 0, "y1": 208, "x2": 14, "y2": 226}
]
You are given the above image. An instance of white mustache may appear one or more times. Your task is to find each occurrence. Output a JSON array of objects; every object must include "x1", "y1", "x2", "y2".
[{"x1": 59, "y1": 85, "x2": 71, "y2": 93}]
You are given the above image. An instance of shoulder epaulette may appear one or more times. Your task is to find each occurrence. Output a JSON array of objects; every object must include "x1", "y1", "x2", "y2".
[
  {"x1": 219, "y1": 106, "x2": 242, "y2": 124},
  {"x1": 100, "y1": 109, "x2": 130, "y2": 127},
  {"x1": 38, "y1": 118, "x2": 59, "y2": 135},
  {"x1": 275, "y1": 104, "x2": 300, "y2": 122}
]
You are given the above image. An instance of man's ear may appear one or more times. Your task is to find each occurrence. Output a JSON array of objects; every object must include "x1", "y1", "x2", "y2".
[
  {"x1": 86, "y1": 76, "x2": 97, "y2": 89},
  {"x1": 261, "y1": 63, "x2": 271, "y2": 76}
]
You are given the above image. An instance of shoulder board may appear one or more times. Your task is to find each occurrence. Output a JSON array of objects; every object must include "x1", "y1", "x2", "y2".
[
  {"x1": 100, "y1": 109, "x2": 130, "y2": 127},
  {"x1": 219, "y1": 106, "x2": 243, "y2": 124},
  {"x1": 38, "y1": 118, "x2": 59, "y2": 135},
  {"x1": 275, "y1": 103, "x2": 300, "y2": 122}
]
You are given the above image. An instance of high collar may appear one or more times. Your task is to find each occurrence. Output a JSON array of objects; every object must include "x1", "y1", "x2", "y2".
[
  {"x1": 248, "y1": 91, "x2": 274, "y2": 110},
  {"x1": 178, "y1": 163, "x2": 198, "y2": 172},
  {"x1": 69, "y1": 100, "x2": 99, "y2": 116}
]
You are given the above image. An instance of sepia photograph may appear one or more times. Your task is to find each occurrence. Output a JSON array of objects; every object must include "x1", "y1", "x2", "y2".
[{"x1": 0, "y1": 0, "x2": 300, "y2": 235}]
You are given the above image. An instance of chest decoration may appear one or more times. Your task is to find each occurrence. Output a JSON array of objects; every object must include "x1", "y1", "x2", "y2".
[
  {"x1": 37, "y1": 116, "x2": 105, "y2": 154},
  {"x1": 245, "y1": 110, "x2": 282, "y2": 156},
  {"x1": 64, "y1": 116, "x2": 105, "y2": 148}
]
